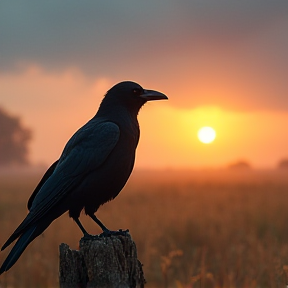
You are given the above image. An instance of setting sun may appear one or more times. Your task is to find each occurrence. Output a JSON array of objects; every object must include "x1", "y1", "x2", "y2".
[{"x1": 197, "y1": 126, "x2": 216, "y2": 144}]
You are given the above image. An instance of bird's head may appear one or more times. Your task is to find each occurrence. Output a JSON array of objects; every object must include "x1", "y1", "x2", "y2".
[{"x1": 100, "y1": 81, "x2": 168, "y2": 114}]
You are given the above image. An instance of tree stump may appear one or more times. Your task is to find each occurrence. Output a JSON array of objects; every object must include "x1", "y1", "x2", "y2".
[{"x1": 59, "y1": 232, "x2": 145, "y2": 288}]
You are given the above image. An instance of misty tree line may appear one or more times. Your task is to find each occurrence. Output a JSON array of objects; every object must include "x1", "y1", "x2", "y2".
[{"x1": 0, "y1": 106, "x2": 31, "y2": 166}]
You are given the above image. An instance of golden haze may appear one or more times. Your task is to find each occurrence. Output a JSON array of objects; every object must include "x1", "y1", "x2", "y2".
[{"x1": 0, "y1": 66, "x2": 287, "y2": 169}]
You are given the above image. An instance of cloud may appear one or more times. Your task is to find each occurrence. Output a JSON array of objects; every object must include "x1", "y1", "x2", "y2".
[
  {"x1": 1, "y1": 1, "x2": 287, "y2": 71},
  {"x1": 0, "y1": 1, "x2": 287, "y2": 111}
]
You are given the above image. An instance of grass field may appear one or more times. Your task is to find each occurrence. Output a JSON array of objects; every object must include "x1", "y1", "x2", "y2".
[{"x1": 0, "y1": 169, "x2": 288, "y2": 287}]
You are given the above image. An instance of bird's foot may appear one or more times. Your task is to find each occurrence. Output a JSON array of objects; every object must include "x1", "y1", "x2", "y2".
[
  {"x1": 82, "y1": 232, "x2": 98, "y2": 240},
  {"x1": 81, "y1": 229, "x2": 129, "y2": 241},
  {"x1": 99, "y1": 228, "x2": 129, "y2": 238}
]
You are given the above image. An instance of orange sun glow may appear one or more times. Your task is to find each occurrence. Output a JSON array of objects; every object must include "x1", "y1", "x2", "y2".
[{"x1": 197, "y1": 126, "x2": 216, "y2": 144}]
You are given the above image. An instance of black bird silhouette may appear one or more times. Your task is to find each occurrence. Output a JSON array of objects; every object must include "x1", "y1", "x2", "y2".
[{"x1": 0, "y1": 81, "x2": 167, "y2": 274}]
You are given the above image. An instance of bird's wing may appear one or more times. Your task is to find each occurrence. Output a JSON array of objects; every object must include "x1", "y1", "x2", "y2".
[
  {"x1": 27, "y1": 160, "x2": 59, "y2": 210},
  {"x1": 14, "y1": 121, "x2": 120, "y2": 234}
]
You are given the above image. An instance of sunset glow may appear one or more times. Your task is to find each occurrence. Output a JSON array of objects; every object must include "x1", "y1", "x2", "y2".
[{"x1": 1, "y1": 66, "x2": 287, "y2": 169}]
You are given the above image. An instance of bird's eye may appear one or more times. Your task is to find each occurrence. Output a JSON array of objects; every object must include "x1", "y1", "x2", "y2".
[{"x1": 132, "y1": 88, "x2": 143, "y2": 95}]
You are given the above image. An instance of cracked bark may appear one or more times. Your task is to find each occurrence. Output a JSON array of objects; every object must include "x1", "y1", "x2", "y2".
[{"x1": 59, "y1": 233, "x2": 145, "y2": 288}]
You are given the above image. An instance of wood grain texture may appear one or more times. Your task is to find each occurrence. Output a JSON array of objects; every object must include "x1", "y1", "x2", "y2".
[{"x1": 59, "y1": 233, "x2": 145, "y2": 288}]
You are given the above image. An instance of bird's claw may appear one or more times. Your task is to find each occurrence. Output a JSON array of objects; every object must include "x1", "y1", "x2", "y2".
[
  {"x1": 81, "y1": 229, "x2": 129, "y2": 241},
  {"x1": 101, "y1": 229, "x2": 129, "y2": 237},
  {"x1": 82, "y1": 233, "x2": 98, "y2": 240},
  {"x1": 99, "y1": 229, "x2": 129, "y2": 238}
]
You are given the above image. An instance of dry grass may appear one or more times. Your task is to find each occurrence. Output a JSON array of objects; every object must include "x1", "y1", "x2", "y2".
[{"x1": 0, "y1": 169, "x2": 288, "y2": 287}]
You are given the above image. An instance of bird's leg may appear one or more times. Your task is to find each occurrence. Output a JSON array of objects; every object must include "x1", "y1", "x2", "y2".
[
  {"x1": 89, "y1": 214, "x2": 109, "y2": 232},
  {"x1": 89, "y1": 214, "x2": 129, "y2": 237},
  {"x1": 74, "y1": 218, "x2": 91, "y2": 238}
]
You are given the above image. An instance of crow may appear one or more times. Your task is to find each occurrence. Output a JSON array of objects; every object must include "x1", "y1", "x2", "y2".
[{"x1": 0, "y1": 81, "x2": 167, "y2": 274}]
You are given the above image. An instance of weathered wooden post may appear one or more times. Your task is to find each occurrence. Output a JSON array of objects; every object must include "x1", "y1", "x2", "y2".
[{"x1": 59, "y1": 232, "x2": 145, "y2": 288}]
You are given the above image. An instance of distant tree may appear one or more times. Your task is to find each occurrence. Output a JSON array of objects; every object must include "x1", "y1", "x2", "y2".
[
  {"x1": 0, "y1": 106, "x2": 32, "y2": 166},
  {"x1": 228, "y1": 160, "x2": 251, "y2": 170},
  {"x1": 278, "y1": 159, "x2": 288, "y2": 169}
]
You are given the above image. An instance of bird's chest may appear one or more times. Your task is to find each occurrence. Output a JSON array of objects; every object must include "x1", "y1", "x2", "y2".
[
  {"x1": 111, "y1": 124, "x2": 139, "y2": 171},
  {"x1": 97, "y1": 123, "x2": 139, "y2": 188}
]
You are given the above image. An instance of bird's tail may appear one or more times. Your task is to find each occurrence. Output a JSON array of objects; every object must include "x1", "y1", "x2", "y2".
[{"x1": 0, "y1": 225, "x2": 37, "y2": 275}]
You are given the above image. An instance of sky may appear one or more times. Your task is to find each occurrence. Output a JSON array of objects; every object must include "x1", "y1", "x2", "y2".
[{"x1": 0, "y1": 1, "x2": 287, "y2": 169}]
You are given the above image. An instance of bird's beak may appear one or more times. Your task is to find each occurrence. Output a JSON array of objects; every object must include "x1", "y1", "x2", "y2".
[{"x1": 140, "y1": 89, "x2": 168, "y2": 101}]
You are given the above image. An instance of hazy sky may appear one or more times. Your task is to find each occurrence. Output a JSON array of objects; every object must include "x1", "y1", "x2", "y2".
[{"x1": 0, "y1": 1, "x2": 287, "y2": 168}]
